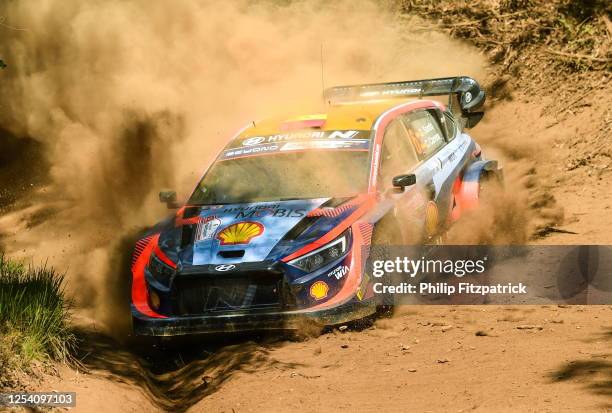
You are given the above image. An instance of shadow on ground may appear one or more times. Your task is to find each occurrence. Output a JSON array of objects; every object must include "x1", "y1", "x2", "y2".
[
  {"x1": 548, "y1": 326, "x2": 612, "y2": 408},
  {"x1": 73, "y1": 329, "x2": 304, "y2": 412}
]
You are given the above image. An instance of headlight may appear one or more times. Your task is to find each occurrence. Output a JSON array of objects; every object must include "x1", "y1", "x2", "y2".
[
  {"x1": 147, "y1": 253, "x2": 175, "y2": 285},
  {"x1": 288, "y1": 229, "x2": 350, "y2": 273}
]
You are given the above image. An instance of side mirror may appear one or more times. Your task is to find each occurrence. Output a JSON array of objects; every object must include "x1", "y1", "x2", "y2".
[
  {"x1": 159, "y1": 190, "x2": 179, "y2": 209},
  {"x1": 465, "y1": 111, "x2": 484, "y2": 129},
  {"x1": 392, "y1": 174, "x2": 417, "y2": 189}
]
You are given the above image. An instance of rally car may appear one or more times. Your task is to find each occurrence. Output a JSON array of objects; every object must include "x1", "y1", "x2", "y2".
[{"x1": 130, "y1": 76, "x2": 502, "y2": 336}]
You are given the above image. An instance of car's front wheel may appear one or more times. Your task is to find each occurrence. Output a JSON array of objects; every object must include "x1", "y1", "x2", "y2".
[{"x1": 370, "y1": 216, "x2": 404, "y2": 314}]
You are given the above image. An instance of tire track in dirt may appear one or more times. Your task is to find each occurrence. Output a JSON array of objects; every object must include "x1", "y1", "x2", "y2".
[{"x1": 69, "y1": 331, "x2": 303, "y2": 412}]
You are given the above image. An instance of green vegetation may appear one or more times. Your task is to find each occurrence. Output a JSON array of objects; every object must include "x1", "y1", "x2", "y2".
[
  {"x1": 404, "y1": 0, "x2": 611, "y2": 74},
  {"x1": 0, "y1": 256, "x2": 75, "y2": 387}
]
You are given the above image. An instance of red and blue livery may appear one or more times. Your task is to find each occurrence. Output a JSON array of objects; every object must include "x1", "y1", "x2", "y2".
[{"x1": 130, "y1": 76, "x2": 502, "y2": 336}]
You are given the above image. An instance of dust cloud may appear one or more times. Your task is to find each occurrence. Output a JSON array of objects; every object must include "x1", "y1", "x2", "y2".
[
  {"x1": 0, "y1": 0, "x2": 489, "y2": 335},
  {"x1": 445, "y1": 111, "x2": 564, "y2": 245}
]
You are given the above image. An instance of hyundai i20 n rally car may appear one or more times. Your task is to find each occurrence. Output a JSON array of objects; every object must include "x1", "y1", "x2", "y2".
[{"x1": 130, "y1": 76, "x2": 502, "y2": 336}]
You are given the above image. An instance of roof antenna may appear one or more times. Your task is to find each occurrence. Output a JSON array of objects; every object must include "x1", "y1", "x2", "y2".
[{"x1": 320, "y1": 42, "x2": 326, "y2": 107}]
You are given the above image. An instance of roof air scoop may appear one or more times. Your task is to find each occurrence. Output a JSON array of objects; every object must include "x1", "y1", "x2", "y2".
[{"x1": 280, "y1": 114, "x2": 327, "y2": 131}]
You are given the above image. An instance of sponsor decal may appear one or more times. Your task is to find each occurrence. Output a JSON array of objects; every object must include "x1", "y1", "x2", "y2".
[
  {"x1": 280, "y1": 139, "x2": 369, "y2": 151},
  {"x1": 425, "y1": 201, "x2": 439, "y2": 236},
  {"x1": 242, "y1": 136, "x2": 267, "y2": 146},
  {"x1": 222, "y1": 144, "x2": 280, "y2": 159},
  {"x1": 411, "y1": 115, "x2": 445, "y2": 151},
  {"x1": 328, "y1": 265, "x2": 349, "y2": 280},
  {"x1": 356, "y1": 273, "x2": 370, "y2": 301},
  {"x1": 217, "y1": 221, "x2": 264, "y2": 245},
  {"x1": 419, "y1": 122, "x2": 435, "y2": 134},
  {"x1": 223, "y1": 204, "x2": 278, "y2": 213},
  {"x1": 236, "y1": 208, "x2": 306, "y2": 219},
  {"x1": 310, "y1": 280, "x2": 329, "y2": 301},
  {"x1": 223, "y1": 204, "x2": 307, "y2": 219},
  {"x1": 195, "y1": 215, "x2": 221, "y2": 242},
  {"x1": 220, "y1": 131, "x2": 372, "y2": 160},
  {"x1": 215, "y1": 264, "x2": 236, "y2": 272},
  {"x1": 240, "y1": 130, "x2": 363, "y2": 147},
  {"x1": 324, "y1": 130, "x2": 360, "y2": 140},
  {"x1": 360, "y1": 87, "x2": 420, "y2": 98}
]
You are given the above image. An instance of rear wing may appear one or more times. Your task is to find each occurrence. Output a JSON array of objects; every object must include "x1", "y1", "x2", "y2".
[{"x1": 324, "y1": 76, "x2": 486, "y2": 128}]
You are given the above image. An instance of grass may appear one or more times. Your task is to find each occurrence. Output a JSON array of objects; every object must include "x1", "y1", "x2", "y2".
[{"x1": 0, "y1": 256, "x2": 75, "y2": 381}]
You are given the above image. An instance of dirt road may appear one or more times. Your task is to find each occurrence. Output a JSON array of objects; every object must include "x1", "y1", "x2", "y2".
[
  {"x1": 39, "y1": 306, "x2": 610, "y2": 412},
  {"x1": 33, "y1": 87, "x2": 612, "y2": 411},
  {"x1": 192, "y1": 306, "x2": 611, "y2": 413}
]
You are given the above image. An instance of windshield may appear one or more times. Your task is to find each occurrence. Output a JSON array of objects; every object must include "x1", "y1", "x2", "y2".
[{"x1": 189, "y1": 151, "x2": 370, "y2": 205}]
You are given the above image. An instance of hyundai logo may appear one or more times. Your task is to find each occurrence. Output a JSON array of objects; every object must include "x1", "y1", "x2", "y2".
[
  {"x1": 215, "y1": 264, "x2": 236, "y2": 272},
  {"x1": 242, "y1": 136, "x2": 266, "y2": 146}
]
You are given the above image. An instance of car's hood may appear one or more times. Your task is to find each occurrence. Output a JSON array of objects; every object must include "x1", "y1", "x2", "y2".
[{"x1": 188, "y1": 198, "x2": 329, "y2": 265}]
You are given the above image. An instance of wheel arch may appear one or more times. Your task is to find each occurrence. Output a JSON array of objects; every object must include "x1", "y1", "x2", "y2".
[{"x1": 452, "y1": 159, "x2": 503, "y2": 219}]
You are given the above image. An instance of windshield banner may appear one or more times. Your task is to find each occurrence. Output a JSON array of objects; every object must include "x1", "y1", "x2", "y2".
[{"x1": 221, "y1": 130, "x2": 372, "y2": 160}]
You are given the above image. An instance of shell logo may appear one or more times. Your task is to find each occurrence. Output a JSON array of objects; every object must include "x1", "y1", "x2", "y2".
[
  {"x1": 217, "y1": 221, "x2": 264, "y2": 245},
  {"x1": 310, "y1": 281, "x2": 329, "y2": 301}
]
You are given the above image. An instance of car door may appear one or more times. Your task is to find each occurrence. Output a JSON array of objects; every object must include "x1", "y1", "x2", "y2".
[
  {"x1": 378, "y1": 117, "x2": 427, "y2": 243},
  {"x1": 434, "y1": 109, "x2": 476, "y2": 224},
  {"x1": 399, "y1": 109, "x2": 449, "y2": 237}
]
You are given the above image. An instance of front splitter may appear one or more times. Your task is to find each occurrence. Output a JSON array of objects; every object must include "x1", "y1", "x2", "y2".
[{"x1": 132, "y1": 299, "x2": 376, "y2": 336}]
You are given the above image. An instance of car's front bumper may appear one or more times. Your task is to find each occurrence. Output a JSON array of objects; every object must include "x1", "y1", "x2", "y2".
[{"x1": 132, "y1": 297, "x2": 376, "y2": 336}]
